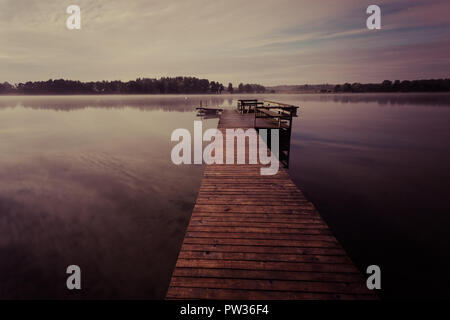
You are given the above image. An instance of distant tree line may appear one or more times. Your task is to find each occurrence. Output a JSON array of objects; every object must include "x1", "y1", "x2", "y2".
[
  {"x1": 0, "y1": 77, "x2": 266, "y2": 95},
  {"x1": 229, "y1": 83, "x2": 265, "y2": 93},
  {"x1": 333, "y1": 79, "x2": 450, "y2": 93}
]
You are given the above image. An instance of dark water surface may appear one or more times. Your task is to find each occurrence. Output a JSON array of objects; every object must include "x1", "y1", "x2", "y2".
[
  {"x1": 283, "y1": 93, "x2": 450, "y2": 299},
  {"x1": 1, "y1": 93, "x2": 450, "y2": 299},
  {"x1": 0, "y1": 95, "x2": 221, "y2": 299}
]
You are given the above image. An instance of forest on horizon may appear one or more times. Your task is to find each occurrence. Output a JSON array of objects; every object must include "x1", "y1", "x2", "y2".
[
  {"x1": 0, "y1": 77, "x2": 265, "y2": 95},
  {"x1": 0, "y1": 77, "x2": 449, "y2": 95}
]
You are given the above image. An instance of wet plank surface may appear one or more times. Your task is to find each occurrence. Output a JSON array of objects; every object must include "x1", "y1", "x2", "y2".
[{"x1": 166, "y1": 109, "x2": 375, "y2": 300}]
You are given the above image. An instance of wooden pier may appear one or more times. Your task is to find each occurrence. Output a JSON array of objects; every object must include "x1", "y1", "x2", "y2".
[{"x1": 166, "y1": 107, "x2": 375, "y2": 300}]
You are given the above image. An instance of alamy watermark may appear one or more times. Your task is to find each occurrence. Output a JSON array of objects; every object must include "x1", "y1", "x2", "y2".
[
  {"x1": 366, "y1": 5, "x2": 381, "y2": 30},
  {"x1": 65, "y1": 4, "x2": 380, "y2": 31},
  {"x1": 366, "y1": 265, "x2": 381, "y2": 290},
  {"x1": 66, "y1": 5, "x2": 81, "y2": 30},
  {"x1": 170, "y1": 121, "x2": 280, "y2": 175},
  {"x1": 66, "y1": 265, "x2": 81, "y2": 290}
]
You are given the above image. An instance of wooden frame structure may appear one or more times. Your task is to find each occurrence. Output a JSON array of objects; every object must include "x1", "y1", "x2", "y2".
[
  {"x1": 253, "y1": 100, "x2": 299, "y2": 168},
  {"x1": 237, "y1": 99, "x2": 264, "y2": 114}
]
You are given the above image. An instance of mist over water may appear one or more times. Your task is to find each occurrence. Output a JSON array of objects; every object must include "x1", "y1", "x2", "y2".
[{"x1": 1, "y1": 93, "x2": 450, "y2": 299}]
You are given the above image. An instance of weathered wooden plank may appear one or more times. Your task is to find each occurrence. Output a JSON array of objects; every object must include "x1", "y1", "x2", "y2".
[
  {"x1": 195, "y1": 200, "x2": 310, "y2": 205},
  {"x1": 174, "y1": 258, "x2": 360, "y2": 273},
  {"x1": 185, "y1": 232, "x2": 336, "y2": 242},
  {"x1": 166, "y1": 287, "x2": 376, "y2": 300},
  {"x1": 170, "y1": 276, "x2": 370, "y2": 294},
  {"x1": 182, "y1": 237, "x2": 341, "y2": 248},
  {"x1": 188, "y1": 226, "x2": 331, "y2": 235},
  {"x1": 189, "y1": 220, "x2": 328, "y2": 229},
  {"x1": 191, "y1": 216, "x2": 324, "y2": 223},
  {"x1": 177, "y1": 251, "x2": 353, "y2": 264},
  {"x1": 172, "y1": 267, "x2": 363, "y2": 283},
  {"x1": 180, "y1": 244, "x2": 347, "y2": 256},
  {"x1": 193, "y1": 205, "x2": 317, "y2": 214},
  {"x1": 190, "y1": 216, "x2": 324, "y2": 224}
]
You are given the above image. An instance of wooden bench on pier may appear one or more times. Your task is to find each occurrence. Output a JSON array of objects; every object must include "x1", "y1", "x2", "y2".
[
  {"x1": 254, "y1": 101, "x2": 298, "y2": 130},
  {"x1": 237, "y1": 99, "x2": 264, "y2": 114}
]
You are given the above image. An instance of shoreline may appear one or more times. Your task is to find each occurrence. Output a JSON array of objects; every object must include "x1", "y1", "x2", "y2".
[{"x1": 1, "y1": 91, "x2": 450, "y2": 97}]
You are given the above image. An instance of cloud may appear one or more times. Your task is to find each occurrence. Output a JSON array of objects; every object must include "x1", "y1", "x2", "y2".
[{"x1": 0, "y1": 0, "x2": 449, "y2": 85}]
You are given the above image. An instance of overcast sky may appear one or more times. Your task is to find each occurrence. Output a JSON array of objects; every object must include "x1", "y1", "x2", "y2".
[{"x1": 0, "y1": 0, "x2": 449, "y2": 85}]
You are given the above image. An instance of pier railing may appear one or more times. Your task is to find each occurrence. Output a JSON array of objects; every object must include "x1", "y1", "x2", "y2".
[{"x1": 236, "y1": 99, "x2": 299, "y2": 168}]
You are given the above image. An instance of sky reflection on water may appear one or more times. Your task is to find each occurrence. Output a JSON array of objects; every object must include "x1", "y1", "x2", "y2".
[{"x1": 1, "y1": 93, "x2": 450, "y2": 299}]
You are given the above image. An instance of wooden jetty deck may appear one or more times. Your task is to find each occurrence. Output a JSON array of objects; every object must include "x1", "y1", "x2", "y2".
[{"x1": 166, "y1": 109, "x2": 375, "y2": 300}]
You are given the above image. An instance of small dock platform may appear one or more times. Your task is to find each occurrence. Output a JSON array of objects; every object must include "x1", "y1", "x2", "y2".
[{"x1": 166, "y1": 107, "x2": 375, "y2": 300}]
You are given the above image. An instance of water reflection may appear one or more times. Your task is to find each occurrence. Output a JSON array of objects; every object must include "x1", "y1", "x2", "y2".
[
  {"x1": 0, "y1": 98, "x2": 218, "y2": 299},
  {"x1": 1, "y1": 93, "x2": 450, "y2": 299},
  {"x1": 282, "y1": 94, "x2": 450, "y2": 299},
  {"x1": 1, "y1": 93, "x2": 449, "y2": 112},
  {"x1": 267, "y1": 93, "x2": 450, "y2": 107},
  {"x1": 0, "y1": 95, "x2": 234, "y2": 112}
]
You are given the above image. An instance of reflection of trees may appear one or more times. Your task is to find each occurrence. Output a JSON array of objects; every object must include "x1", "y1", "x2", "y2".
[
  {"x1": 279, "y1": 93, "x2": 450, "y2": 107},
  {"x1": 0, "y1": 96, "x2": 230, "y2": 112},
  {"x1": 1, "y1": 93, "x2": 449, "y2": 112}
]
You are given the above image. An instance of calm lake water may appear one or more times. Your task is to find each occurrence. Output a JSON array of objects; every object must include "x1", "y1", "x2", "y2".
[{"x1": 1, "y1": 93, "x2": 450, "y2": 299}]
